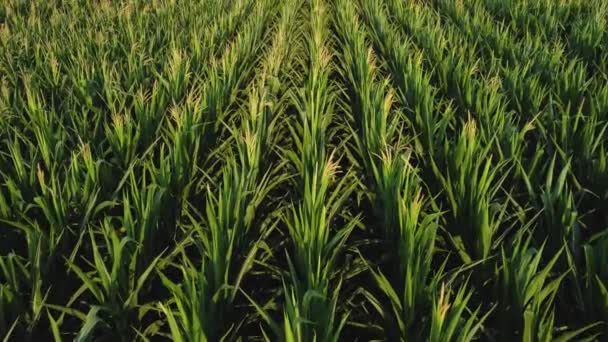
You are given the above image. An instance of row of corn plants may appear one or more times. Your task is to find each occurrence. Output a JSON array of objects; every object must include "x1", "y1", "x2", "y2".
[
  {"x1": 157, "y1": 0, "x2": 298, "y2": 339},
  {"x1": 335, "y1": 1, "x2": 489, "y2": 340},
  {"x1": 267, "y1": 0, "x2": 358, "y2": 339}
]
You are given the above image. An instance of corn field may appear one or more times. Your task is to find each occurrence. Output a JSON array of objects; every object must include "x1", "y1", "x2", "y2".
[{"x1": 1, "y1": 0, "x2": 607, "y2": 340}]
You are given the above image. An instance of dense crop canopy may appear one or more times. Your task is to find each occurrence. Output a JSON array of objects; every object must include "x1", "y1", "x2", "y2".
[{"x1": 0, "y1": 0, "x2": 607, "y2": 340}]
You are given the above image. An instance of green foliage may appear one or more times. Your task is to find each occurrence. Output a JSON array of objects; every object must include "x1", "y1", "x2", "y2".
[{"x1": 0, "y1": 0, "x2": 606, "y2": 340}]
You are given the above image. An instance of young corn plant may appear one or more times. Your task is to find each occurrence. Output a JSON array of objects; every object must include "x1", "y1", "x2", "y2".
[
  {"x1": 519, "y1": 155, "x2": 581, "y2": 258},
  {"x1": 0, "y1": 224, "x2": 51, "y2": 340},
  {"x1": 545, "y1": 102, "x2": 608, "y2": 228},
  {"x1": 158, "y1": 254, "x2": 216, "y2": 342},
  {"x1": 56, "y1": 220, "x2": 162, "y2": 341},
  {"x1": 156, "y1": 92, "x2": 203, "y2": 202},
  {"x1": 428, "y1": 282, "x2": 490, "y2": 342},
  {"x1": 495, "y1": 228, "x2": 601, "y2": 341},
  {"x1": 432, "y1": 119, "x2": 509, "y2": 263},
  {"x1": 500, "y1": 62, "x2": 548, "y2": 119},
  {"x1": 121, "y1": 171, "x2": 167, "y2": 272},
  {"x1": 565, "y1": 231, "x2": 608, "y2": 337},
  {"x1": 159, "y1": 195, "x2": 262, "y2": 342},
  {"x1": 0, "y1": 135, "x2": 39, "y2": 216},
  {"x1": 105, "y1": 112, "x2": 141, "y2": 169},
  {"x1": 0, "y1": 159, "x2": 94, "y2": 338},
  {"x1": 19, "y1": 74, "x2": 67, "y2": 171},
  {"x1": 582, "y1": 235, "x2": 608, "y2": 332},
  {"x1": 361, "y1": 153, "x2": 442, "y2": 340},
  {"x1": 158, "y1": 133, "x2": 277, "y2": 340},
  {"x1": 158, "y1": 121, "x2": 281, "y2": 340},
  {"x1": 334, "y1": 0, "x2": 402, "y2": 240}
]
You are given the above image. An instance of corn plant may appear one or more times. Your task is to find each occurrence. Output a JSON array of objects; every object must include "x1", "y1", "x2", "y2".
[
  {"x1": 518, "y1": 155, "x2": 581, "y2": 258},
  {"x1": 432, "y1": 120, "x2": 509, "y2": 263},
  {"x1": 581, "y1": 235, "x2": 608, "y2": 332},
  {"x1": 56, "y1": 220, "x2": 162, "y2": 341},
  {"x1": 428, "y1": 282, "x2": 491, "y2": 342},
  {"x1": 361, "y1": 154, "x2": 441, "y2": 340},
  {"x1": 494, "y1": 232, "x2": 597, "y2": 341},
  {"x1": 563, "y1": 231, "x2": 608, "y2": 337}
]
